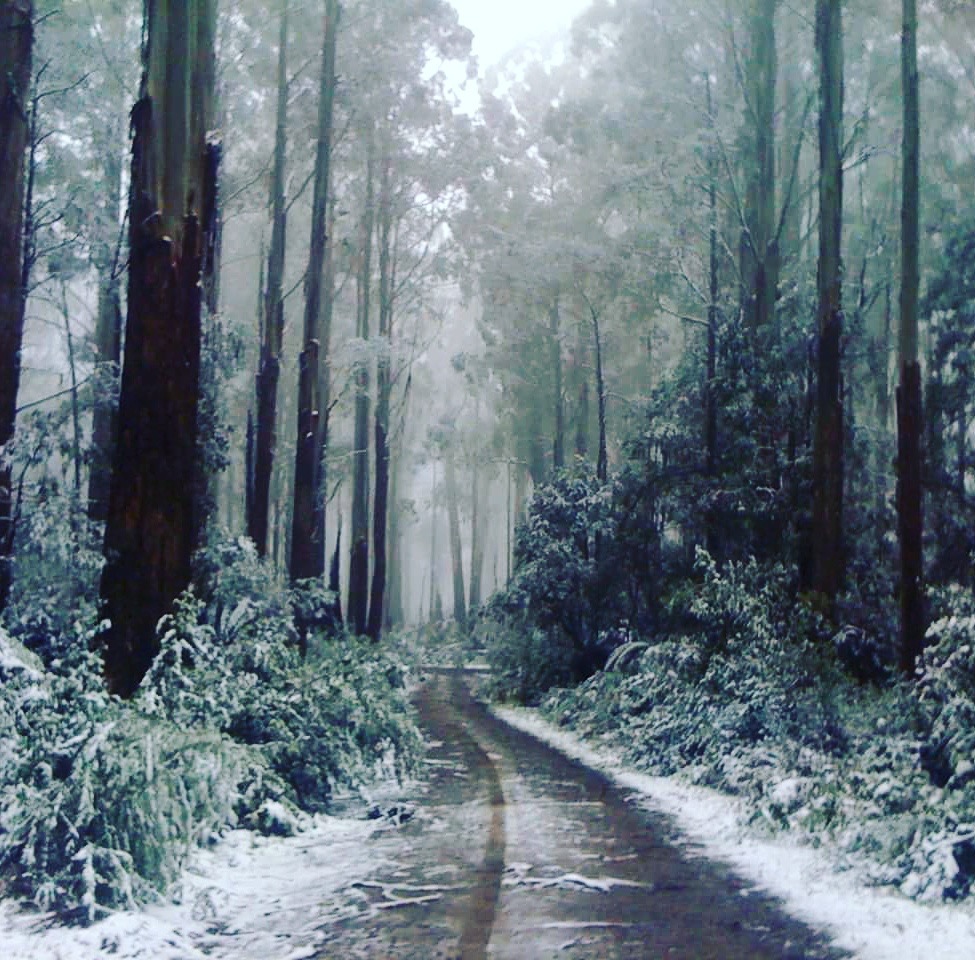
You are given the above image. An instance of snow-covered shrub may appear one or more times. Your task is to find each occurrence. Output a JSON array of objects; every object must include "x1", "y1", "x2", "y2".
[
  {"x1": 918, "y1": 588, "x2": 975, "y2": 791},
  {"x1": 0, "y1": 628, "x2": 260, "y2": 922},
  {"x1": 484, "y1": 469, "x2": 628, "y2": 701},
  {"x1": 142, "y1": 545, "x2": 421, "y2": 813}
]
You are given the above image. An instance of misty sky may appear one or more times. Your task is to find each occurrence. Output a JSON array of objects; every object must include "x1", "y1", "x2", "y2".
[{"x1": 450, "y1": 0, "x2": 593, "y2": 66}]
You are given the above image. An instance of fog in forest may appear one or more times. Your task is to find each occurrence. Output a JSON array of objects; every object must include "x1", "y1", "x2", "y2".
[{"x1": 6, "y1": 0, "x2": 975, "y2": 940}]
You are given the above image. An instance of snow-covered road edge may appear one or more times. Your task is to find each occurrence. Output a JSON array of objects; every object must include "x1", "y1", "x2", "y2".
[
  {"x1": 0, "y1": 812, "x2": 385, "y2": 960},
  {"x1": 492, "y1": 703, "x2": 975, "y2": 960}
]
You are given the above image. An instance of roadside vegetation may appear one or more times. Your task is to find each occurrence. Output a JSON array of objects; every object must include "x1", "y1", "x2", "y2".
[{"x1": 0, "y1": 532, "x2": 419, "y2": 922}]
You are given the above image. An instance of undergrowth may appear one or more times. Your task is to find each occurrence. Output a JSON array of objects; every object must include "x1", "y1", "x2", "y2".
[
  {"x1": 0, "y1": 536, "x2": 419, "y2": 922},
  {"x1": 534, "y1": 552, "x2": 975, "y2": 903}
]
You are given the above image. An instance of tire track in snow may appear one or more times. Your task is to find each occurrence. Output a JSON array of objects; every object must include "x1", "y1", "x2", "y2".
[{"x1": 450, "y1": 672, "x2": 506, "y2": 960}]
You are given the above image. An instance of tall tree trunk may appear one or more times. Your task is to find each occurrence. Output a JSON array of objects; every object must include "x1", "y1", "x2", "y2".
[
  {"x1": 588, "y1": 302, "x2": 608, "y2": 483},
  {"x1": 811, "y1": 0, "x2": 845, "y2": 606},
  {"x1": 291, "y1": 0, "x2": 338, "y2": 582},
  {"x1": 348, "y1": 129, "x2": 375, "y2": 635},
  {"x1": 445, "y1": 451, "x2": 466, "y2": 627},
  {"x1": 58, "y1": 281, "x2": 82, "y2": 498},
  {"x1": 550, "y1": 298, "x2": 564, "y2": 473},
  {"x1": 469, "y1": 451, "x2": 484, "y2": 613},
  {"x1": 88, "y1": 265, "x2": 122, "y2": 522},
  {"x1": 386, "y1": 452, "x2": 403, "y2": 629},
  {"x1": 88, "y1": 132, "x2": 125, "y2": 524},
  {"x1": 250, "y1": 2, "x2": 289, "y2": 558},
  {"x1": 740, "y1": 0, "x2": 778, "y2": 332},
  {"x1": 705, "y1": 74, "x2": 719, "y2": 554},
  {"x1": 0, "y1": 0, "x2": 32, "y2": 610},
  {"x1": 898, "y1": 0, "x2": 924, "y2": 674},
  {"x1": 428, "y1": 459, "x2": 438, "y2": 621},
  {"x1": 101, "y1": 0, "x2": 220, "y2": 696},
  {"x1": 367, "y1": 150, "x2": 393, "y2": 641}
]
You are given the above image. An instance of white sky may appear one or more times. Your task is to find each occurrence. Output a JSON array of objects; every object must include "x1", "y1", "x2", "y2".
[{"x1": 449, "y1": 0, "x2": 594, "y2": 67}]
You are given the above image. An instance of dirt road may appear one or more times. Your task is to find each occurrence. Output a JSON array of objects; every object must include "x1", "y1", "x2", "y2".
[{"x1": 314, "y1": 669, "x2": 846, "y2": 959}]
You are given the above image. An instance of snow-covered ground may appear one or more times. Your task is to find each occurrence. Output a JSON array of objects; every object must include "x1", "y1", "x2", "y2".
[
  {"x1": 0, "y1": 813, "x2": 387, "y2": 960},
  {"x1": 494, "y1": 704, "x2": 975, "y2": 960}
]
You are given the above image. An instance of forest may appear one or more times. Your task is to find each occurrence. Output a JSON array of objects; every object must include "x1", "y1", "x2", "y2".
[{"x1": 2, "y1": 0, "x2": 975, "y2": 935}]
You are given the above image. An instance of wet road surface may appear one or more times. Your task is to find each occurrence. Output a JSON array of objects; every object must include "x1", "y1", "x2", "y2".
[{"x1": 314, "y1": 669, "x2": 847, "y2": 959}]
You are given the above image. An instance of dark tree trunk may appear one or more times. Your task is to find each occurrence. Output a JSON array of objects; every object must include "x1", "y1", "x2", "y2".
[
  {"x1": 348, "y1": 130, "x2": 375, "y2": 635},
  {"x1": 88, "y1": 267, "x2": 123, "y2": 523},
  {"x1": 469, "y1": 454, "x2": 484, "y2": 613},
  {"x1": 101, "y1": 0, "x2": 220, "y2": 696},
  {"x1": 428, "y1": 460, "x2": 438, "y2": 621},
  {"x1": 367, "y1": 151, "x2": 393, "y2": 641},
  {"x1": 588, "y1": 303, "x2": 608, "y2": 483},
  {"x1": 550, "y1": 298, "x2": 564, "y2": 473},
  {"x1": 811, "y1": 0, "x2": 845, "y2": 606},
  {"x1": 0, "y1": 0, "x2": 33, "y2": 610},
  {"x1": 705, "y1": 75, "x2": 719, "y2": 553},
  {"x1": 445, "y1": 452, "x2": 466, "y2": 627},
  {"x1": 250, "y1": 3, "x2": 289, "y2": 558},
  {"x1": 291, "y1": 0, "x2": 338, "y2": 583},
  {"x1": 898, "y1": 0, "x2": 924, "y2": 674},
  {"x1": 386, "y1": 456, "x2": 403, "y2": 629},
  {"x1": 740, "y1": 0, "x2": 778, "y2": 332}
]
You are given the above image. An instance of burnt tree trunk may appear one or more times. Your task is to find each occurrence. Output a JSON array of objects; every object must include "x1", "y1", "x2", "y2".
[
  {"x1": 0, "y1": 0, "x2": 33, "y2": 610},
  {"x1": 250, "y1": 2, "x2": 289, "y2": 558},
  {"x1": 367, "y1": 150, "x2": 393, "y2": 641},
  {"x1": 101, "y1": 0, "x2": 220, "y2": 696},
  {"x1": 348, "y1": 129, "x2": 375, "y2": 635},
  {"x1": 811, "y1": 0, "x2": 845, "y2": 606},
  {"x1": 291, "y1": 0, "x2": 338, "y2": 583},
  {"x1": 898, "y1": 0, "x2": 924, "y2": 674}
]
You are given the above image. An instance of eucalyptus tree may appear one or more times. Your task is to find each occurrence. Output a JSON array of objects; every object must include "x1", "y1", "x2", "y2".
[
  {"x1": 811, "y1": 0, "x2": 845, "y2": 607},
  {"x1": 0, "y1": 0, "x2": 34, "y2": 610},
  {"x1": 101, "y1": 0, "x2": 220, "y2": 696},
  {"x1": 290, "y1": 0, "x2": 339, "y2": 584},
  {"x1": 897, "y1": 0, "x2": 922, "y2": 673}
]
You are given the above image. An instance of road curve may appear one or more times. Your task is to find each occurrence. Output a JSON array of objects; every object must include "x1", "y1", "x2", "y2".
[{"x1": 314, "y1": 669, "x2": 847, "y2": 959}]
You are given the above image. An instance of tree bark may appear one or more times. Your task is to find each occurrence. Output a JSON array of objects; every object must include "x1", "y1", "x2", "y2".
[
  {"x1": 811, "y1": 0, "x2": 845, "y2": 606},
  {"x1": 250, "y1": 2, "x2": 289, "y2": 558},
  {"x1": 349, "y1": 128, "x2": 375, "y2": 635},
  {"x1": 0, "y1": 0, "x2": 33, "y2": 610},
  {"x1": 550, "y1": 297, "x2": 564, "y2": 473},
  {"x1": 898, "y1": 0, "x2": 924, "y2": 674},
  {"x1": 589, "y1": 302, "x2": 608, "y2": 483},
  {"x1": 367, "y1": 149, "x2": 393, "y2": 641},
  {"x1": 445, "y1": 451, "x2": 466, "y2": 627},
  {"x1": 740, "y1": 0, "x2": 778, "y2": 332},
  {"x1": 469, "y1": 450, "x2": 484, "y2": 612},
  {"x1": 291, "y1": 0, "x2": 338, "y2": 583},
  {"x1": 101, "y1": 0, "x2": 220, "y2": 696},
  {"x1": 705, "y1": 74, "x2": 719, "y2": 553}
]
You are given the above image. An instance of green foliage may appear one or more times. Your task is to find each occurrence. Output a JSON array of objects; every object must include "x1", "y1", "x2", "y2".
[
  {"x1": 0, "y1": 627, "x2": 261, "y2": 923},
  {"x1": 542, "y1": 565, "x2": 975, "y2": 902},
  {"x1": 0, "y1": 535, "x2": 420, "y2": 920},
  {"x1": 484, "y1": 469, "x2": 629, "y2": 702}
]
